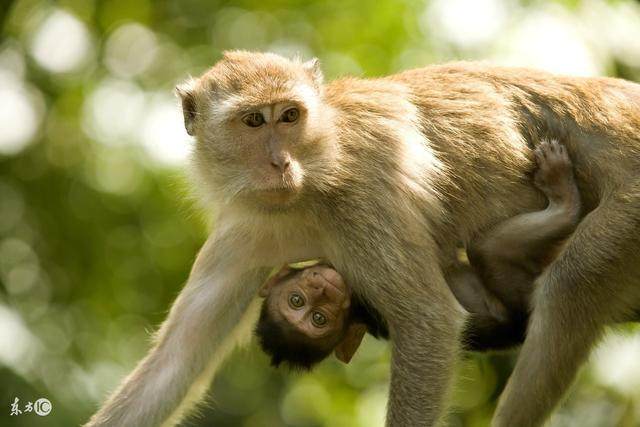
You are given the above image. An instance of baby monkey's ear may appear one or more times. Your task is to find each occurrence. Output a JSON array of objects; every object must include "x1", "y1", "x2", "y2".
[
  {"x1": 258, "y1": 265, "x2": 294, "y2": 297},
  {"x1": 334, "y1": 323, "x2": 367, "y2": 364}
]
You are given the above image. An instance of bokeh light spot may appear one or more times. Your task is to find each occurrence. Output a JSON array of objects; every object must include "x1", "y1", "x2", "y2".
[
  {"x1": 0, "y1": 75, "x2": 44, "y2": 155},
  {"x1": 82, "y1": 78, "x2": 146, "y2": 145},
  {"x1": 30, "y1": 9, "x2": 92, "y2": 74},
  {"x1": 139, "y1": 93, "x2": 192, "y2": 166},
  {"x1": 493, "y1": 8, "x2": 601, "y2": 76},
  {"x1": 593, "y1": 332, "x2": 640, "y2": 396},
  {"x1": 424, "y1": 0, "x2": 508, "y2": 48},
  {"x1": 356, "y1": 385, "x2": 388, "y2": 427},
  {"x1": 104, "y1": 23, "x2": 158, "y2": 78},
  {"x1": 0, "y1": 304, "x2": 38, "y2": 375}
]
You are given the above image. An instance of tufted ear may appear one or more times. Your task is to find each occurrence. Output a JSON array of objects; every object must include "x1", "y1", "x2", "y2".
[
  {"x1": 302, "y1": 58, "x2": 323, "y2": 87},
  {"x1": 175, "y1": 78, "x2": 198, "y2": 136}
]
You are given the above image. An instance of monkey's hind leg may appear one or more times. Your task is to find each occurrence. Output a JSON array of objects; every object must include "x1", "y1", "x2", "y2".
[{"x1": 492, "y1": 182, "x2": 640, "y2": 427}]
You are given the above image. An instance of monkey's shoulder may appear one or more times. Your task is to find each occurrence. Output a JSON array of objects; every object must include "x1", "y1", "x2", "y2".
[{"x1": 324, "y1": 76, "x2": 415, "y2": 121}]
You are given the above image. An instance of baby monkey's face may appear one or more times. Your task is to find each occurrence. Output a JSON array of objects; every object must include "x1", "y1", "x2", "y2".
[
  {"x1": 261, "y1": 266, "x2": 351, "y2": 344},
  {"x1": 259, "y1": 264, "x2": 369, "y2": 365}
]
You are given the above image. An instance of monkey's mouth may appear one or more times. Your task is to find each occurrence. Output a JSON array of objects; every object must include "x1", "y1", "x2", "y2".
[
  {"x1": 245, "y1": 168, "x2": 305, "y2": 206},
  {"x1": 253, "y1": 177, "x2": 299, "y2": 193},
  {"x1": 254, "y1": 172, "x2": 303, "y2": 194},
  {"x1": 252, "y1": 186, "x2": 300, "y2": 205}
]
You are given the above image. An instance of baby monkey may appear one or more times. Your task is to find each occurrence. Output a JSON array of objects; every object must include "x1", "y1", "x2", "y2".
[{"x1": 257, "y1": 140, "x2": 581, "y2": 369}]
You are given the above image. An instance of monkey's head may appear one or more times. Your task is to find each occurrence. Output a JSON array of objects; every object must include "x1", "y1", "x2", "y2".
[
  {"x1": 255, "y1": 265, "x2": 367, "y2": 370},
  {"x1": 176, "y1": 51, "x2": 338, "y2": 209}
]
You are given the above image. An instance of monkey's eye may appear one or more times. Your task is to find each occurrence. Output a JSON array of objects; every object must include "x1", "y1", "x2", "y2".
[
  {"x1": 242, "y1": 112, "x2": 265, "y2": 127},
  {"x1": 311, "y1": 311, "x2": 327, "y2": 327},
  {"x1": 288, "y1": 293, "x2": 305, "y2": 309},
  {"x1": 280, "y1": 108, "x2": 299, "y2": 123}
]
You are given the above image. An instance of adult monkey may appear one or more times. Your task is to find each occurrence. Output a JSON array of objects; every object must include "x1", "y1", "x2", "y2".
[{"x1": 86, "y1": 52, "x2": 640, "y2": 427}]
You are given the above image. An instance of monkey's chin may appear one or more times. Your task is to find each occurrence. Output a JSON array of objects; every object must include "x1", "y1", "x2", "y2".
[{"x1": 251, "y1": 188, "x2": 300, "y2": 209}]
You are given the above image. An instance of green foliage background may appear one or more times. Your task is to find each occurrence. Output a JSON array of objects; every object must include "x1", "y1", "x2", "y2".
[{"x1": 1, "y1": 0, "x2": 640, "y2": 426}]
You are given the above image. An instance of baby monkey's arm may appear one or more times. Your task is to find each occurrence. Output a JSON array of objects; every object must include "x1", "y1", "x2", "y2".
[{"x1": 463, "y1": 140, "x2": 581, "y2": 350}]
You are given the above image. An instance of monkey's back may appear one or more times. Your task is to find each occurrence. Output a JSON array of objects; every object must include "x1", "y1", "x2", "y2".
[
  {"x1": 392, "y1": 63, "x2": 640, "y2": 223},
  {"x1": 391, "y1": 62, "x2": 640, "y2": 174},
  {"x1": 324, "y1": 63, "x2": 640, "y2": 247}
]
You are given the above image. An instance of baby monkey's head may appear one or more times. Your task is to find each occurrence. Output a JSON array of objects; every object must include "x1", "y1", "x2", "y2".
[{"x1": 256, "y1": 265, "x2": 368, "y2": 370}]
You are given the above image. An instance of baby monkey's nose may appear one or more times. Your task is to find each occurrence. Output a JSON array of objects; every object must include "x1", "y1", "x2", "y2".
[
  {"x1": 305, "y1": 270, "x2": 324, "y2": 290},
  {"x1": 309, "y1": 273, "x2": 321, "y2": 287}
]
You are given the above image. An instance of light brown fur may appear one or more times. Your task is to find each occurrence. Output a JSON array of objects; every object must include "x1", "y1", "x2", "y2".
[{"x1": 86, "y1": 52, "x2": 640, "y2": 427}]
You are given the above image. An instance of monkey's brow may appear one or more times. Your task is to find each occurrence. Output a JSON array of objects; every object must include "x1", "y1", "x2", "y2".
[{"x1": 225, "y1": 98, "x2": 305, "y2": 115}]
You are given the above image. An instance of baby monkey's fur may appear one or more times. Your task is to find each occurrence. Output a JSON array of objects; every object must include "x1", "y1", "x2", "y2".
[
  {"x1": 256, "y1": 140, "x2": 580, "y2": 369},
  {"x1": 86, "y1": 52, "x2": 640, "y2": 427}
]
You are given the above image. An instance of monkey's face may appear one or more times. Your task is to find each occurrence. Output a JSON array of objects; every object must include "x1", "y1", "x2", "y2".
[
  {"x1": 261, "y1": 266, "x2": 351, "y2": 343},
  {"x1": 177, "y1": 52, "x2": 338, "y2": 208},
  {"x1": 257, "y1": 265, "x2": 370, "y2": 366}
]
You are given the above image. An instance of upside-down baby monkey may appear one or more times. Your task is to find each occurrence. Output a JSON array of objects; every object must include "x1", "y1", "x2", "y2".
[
  {"x1": 86, "y1": 52, "x2": 640, "y2": 427},
  {"x1": 256, "y1": 140, "x2": 581, "y2": 369}
]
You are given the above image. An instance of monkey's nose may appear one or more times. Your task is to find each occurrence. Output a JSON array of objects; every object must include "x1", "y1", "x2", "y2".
[
  {"x1": 269, "y1": 150, "x2": 292, "y2": 173},
  {"x1": 309, "y1": 276, "x2": 322, "y2": 290},
  {"x1": 270, "y1": 158, "x2": 291, "y2": 172}
]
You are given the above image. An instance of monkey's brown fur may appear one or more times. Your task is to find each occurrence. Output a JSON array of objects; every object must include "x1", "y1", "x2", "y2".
[{"x1": 86, "y1": 52, "x2": 640, "y2": 427}]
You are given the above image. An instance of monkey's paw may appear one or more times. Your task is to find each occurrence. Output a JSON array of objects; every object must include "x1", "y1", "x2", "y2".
[{"x1": 533, "y1": 140, "x2": 575, "y2": 201}]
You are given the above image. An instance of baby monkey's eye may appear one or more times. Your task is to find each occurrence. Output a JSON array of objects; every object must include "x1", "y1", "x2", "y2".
[
  {"x1": 288, "y1": 293, "x2": 305, "y2": 309},
  {"x1": 311, "y1": 311, "x2": 327, "y2": 327},
  {"x1": 280, "y1": 107, "x2": 299, "y2": 123},
  {"x1": 242, "y1": 112, "x2": 265, "y2": 127}
]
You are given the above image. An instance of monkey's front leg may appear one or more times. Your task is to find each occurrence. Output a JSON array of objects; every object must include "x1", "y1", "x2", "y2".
[
  {"x1": 85, "y1": 233, "x2": 270, "y2": 427},
  {"x1": 358, "y1": 258, "x2": 465, "y2": 426},
  {"x1": 388, "y1": 308, "x2": 463, "y2": 425}
]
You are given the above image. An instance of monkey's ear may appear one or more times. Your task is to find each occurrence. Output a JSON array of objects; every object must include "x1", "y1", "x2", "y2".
[
  {"x1": 334, "y1": 323, "x2": 367, "y2": 364},
  {"x1": 259, "y1": 265, "x2": 294, "y2": 297},
  {"x1": 303, "y1": 58, "x2": 323, "y2": 87},
  {"x1": 175, "y1": 78, "x2": 198, "y2": 136}
]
